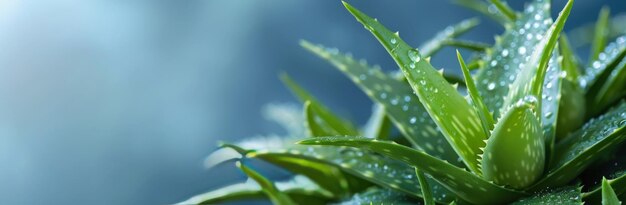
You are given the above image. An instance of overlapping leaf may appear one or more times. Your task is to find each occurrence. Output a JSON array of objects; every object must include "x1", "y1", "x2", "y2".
[
  {"x1": 236, "y1": 161, "x2": 297, "y2": 205},
  {"x1": 581, "y1": 36, "x2": 626, "y2": 103},
  {"x1": 420, "y1": 18, "x2": 480, "y2": 57},
  {"x1": 589, "y1": 58, "x2": 626, "y2": 116},
  {"x1": 301, "y1": 40, "x2": 461, "y2": 166},
  {"x1": 298, "y1": 137, "x2": 525, "y2": 204},
  {"x1": 530, "y1": 102, "x2": 626, "y2": 191},
  {"x1": 343, "y1": 1, "x2": 487, "y2": 174},
  {"x1": 603, "y1": 178, "x2": 622, "y2": 205},
  {"x1": 511, "y1": 186, "x2": 583, "y2": 205}
]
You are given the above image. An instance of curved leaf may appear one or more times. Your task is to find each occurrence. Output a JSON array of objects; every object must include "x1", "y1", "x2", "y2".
[
  {"x1": 487, "y1": 0, "x2": 517, "y2": 21},
  {"x1": 343, "y1": 1, "x2": 487, "y2": 174},
  {"x1": 458, "y1": 51, "x2": 495, "y2": 135},
  {"x1": 236, "y1": 161, "x2": 297, "y2": 205},
  {"x1": 590, "y1": 7, "x2": 611, "y2": 64},
  {"x1": 416, "y1": 168, "x2": 435, "y2": 205},
  {"x1": 298, "y1": 137, "x2": 526, "y2": 204},
  {"x1": 452, "y1": 0, "x2": 509, "y2": 26},
  {"x1": 581, "y1": 36, "x2": 626, "y2": 100},
  {"x1": 420, "y1": 18, "x2": 480, "y2": 57},
  {"x1": 530, "y1": 102, "x2": 626, "y2": 191},
  {"x1": 603, "y1": 178, "x2": 622, "y2": 205},
  {"x1": 482, "y1": 99, "x2": 545, "y2": 189},
  {"x1": 301, "y1": 41, "x2": 462, "y2": 166},
  {"x1": 589, "y1": 58, "x2": 626, "y2": 116},
  {"x1": 363, "y1": 104, "x2": 392, "y2": 140}
]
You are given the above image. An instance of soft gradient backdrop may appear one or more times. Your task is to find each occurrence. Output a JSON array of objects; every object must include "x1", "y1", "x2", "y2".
[{"x1": 0, "y1": 0, "x2": 623, "y2": 204}]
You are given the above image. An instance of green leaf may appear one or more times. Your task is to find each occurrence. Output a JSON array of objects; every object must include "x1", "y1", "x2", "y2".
[
  {"x1": 458, "y1": 50, "x2": 495, "y2": 135},
  {"x1": 298, "y1": 137, "x2": 526, "y2": 204},
  {"x1": 560, "y1": 34, "x2": 582, "y2": 81},
  {"x1": 581, "y1": 36, "x2": 626, "y2": 104},
  {"x1": 482, "y1": 99, "x2": 545, "y2": 189},
  {"x1": 416, "y1": 168, "x2": 435, "y2": 205},
  {"x1": 487, "y1": 0, "x2": 517, "y2": 21},
  {"x1": 530, "y1": 102, "x2": 626, "y2": 191},
  {"x1": 476, "y1": 0, "x2": 557, "y2": 118},
  {"x1": 589, "y1": 58, "x2": 626, "y2": 116},
  {"x1": 452, "y1": 0, "x2": 509, "y2": 26},
  {"x1": 590, "y1": 7, "x2": 611, "y2": 64},
  {"x1": 580, "y1": 147, "x2": 626, "y2": 204},
  {"x1": 556, "y1": 35, "x2": 586, "y2": 139},
  {"x1": 511, "y1": 186, "x2": 583, "y2": 205},
  {"x1": 443, "y1": 39, "x2": 490, "y2": 52},
  {"x1": 177, "y1": 176, "x2": 333, "y2": 205},
  {"x1": 342, "y1": 1, "x2": 488, "y2": 174},
  {"x1": 568, "y1": 14, "x2": 626, "y2": 48},
  {"x1": 301, "y1": 41, "x2": 462, "y2": 166},
  {"x1": 280, "y1": 73, "x2": 359, "y2": 136},
  {"x1": 337, "y1": 188, "x2": 417, "y2": 205},
  {"x1": 603, "y1": 178, "x2": 622, "y2": 205},
  {"x1": 419, "y1": 18, "x2": 480, "y2": 57},
  {"x1": 236, "y1": 161, "x2": 297, "y2": 205},
  {"x1": 363, "y1": 104, "x2": 392, "y2": 140},
  {"x1": 304, "y1": 101, "x2": 339, "y2": 136}
]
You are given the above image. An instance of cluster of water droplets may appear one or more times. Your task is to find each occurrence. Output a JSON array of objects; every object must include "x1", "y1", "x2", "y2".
[
  {"x1": 579, "y1": 36, "x2": 626, "y2": 89},
  {"x1": 512, "y1": 187, "x2": 581, "y2": 204}
]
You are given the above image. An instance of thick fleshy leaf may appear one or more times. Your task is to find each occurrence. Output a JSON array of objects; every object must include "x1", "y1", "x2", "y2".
[
  {"x1": 541, "y1": 52, "x2": 563, "y2": 161},
  {"x1": 301, "y1": 41, "x2": 462, "y2": 166},
  {"x1": 511, "y1": 186, "x2": 583, "y2": 205},
  {"x1": 530, "y1": 102, "x2": 626, "y2": 191},
  {"x1": 581, "y1": 146, "x2": 626, "y2": 204},
  {"x1": 590, "y1": 7, "x2": 611, "y2": 64},
  {"x1": 603, "y1": 178, "x2": 622, "y2": 205},
  {"x1": 482, "y1": 99, "x2": 544, "y2": 189},
  {"x1": 556, "y1": 35, "x2": 586, "y2": 139},
  {"x1": 458, "y1": 51, "x2": 494, "y2": 135},
  {"x1": 236, "y1": 161, "x2": 297, "y2": 205},
  {"x1": 589, "y1": 58, "x2": 626, "y2": 116},
  {"x1": 581, "y1": 36, "x2": 626, "y2": 100},
  {"x1": 177, "y1": 176, "x2": 333, "y2": 205},
  {"x1": 452, "y1": 0, "x2": 509, "y2": 25},
  {"x1": 419, "y1": 18, "x2": 480, "y2": 57},
  {"x1": 336, "y1": 188, "x2": 417, "y2": 205},
  {"x1": 304, "y1": 101, "x2": 338, "y2": 136},
  {"x1": 280, "y1": 73, "x2": 359, "y2": 136},
  {"x1": 560, "y1": 34, "x2": 582, "y2": 81},
  {"x1": 476, "y1": 0, "x2": 556, "y2": 118},
  {"x1": 416, "y1": 168, "x2": 435, "y2": 205},
  {"x1": 343, "y1": 1, "x2": 487, "y2": 174},
  {"x1": 298, "y1": 137, "x2": 526, "y2": 204}
]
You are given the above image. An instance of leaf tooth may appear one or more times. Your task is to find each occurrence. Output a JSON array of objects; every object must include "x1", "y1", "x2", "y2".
[
  {"x1": 452, "y1": 83, "x2": 459, "y2": 89},
  {"x1": 438, "y1": 68, "x2": 445, "y2": 75}
]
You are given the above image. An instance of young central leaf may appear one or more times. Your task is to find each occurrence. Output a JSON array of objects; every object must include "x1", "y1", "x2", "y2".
[
  {"x1": 342, "y1": 1, "x2": 487, "y2": 174},
  {"x1": 482, "y1": 97, "x2": 545, "y2": 189}
]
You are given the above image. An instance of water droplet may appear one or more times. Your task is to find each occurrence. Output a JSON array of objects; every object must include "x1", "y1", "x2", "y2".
[
  {"x1": 502, "y1": 49, "x2": 509, "y2": 57},
  {"x1": 359, "y1": 74, "x2": 367, "y2": 80},
  {"x1": 391, "y1": 98, "x2": 399, "y2": 105},
  {"x1": 408, "y1": 49, "x2": 421, "y2": 62},
  {"x1": 409, "y1": 63, "x2": 415, "y2": 69},
  {"x1": 545, "y1": 112, "x2": 553, "y2": 118},
  {"x1": 593, "y1": 61, "x2": 602, "y2": 69},
  {"x1": 518, "y1": 47, "x2": 527, "y2": 55},
  {"x1": 487, "y1": 82, "x2": 496, "y2": 90},
  {"x1": 410, "y1": 117, "x2": 417, "y2": 124},
  {"x1": 380, "y1": 93, "x2": 387, "y2": 99},
  {"x1": 420, "y1": 80, "x2": 426, "y2": 85},
  {"x1": 404, "y1": 95, "x2": 411, "y2": 102},
  {"x1": 390, "y1": 38, "x2": 397, "y2": 44},
  {"x1": 490, "y1": 60, "x2": 498, "y2": 67}
]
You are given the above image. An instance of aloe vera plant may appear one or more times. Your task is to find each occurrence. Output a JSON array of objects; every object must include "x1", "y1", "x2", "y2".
[{"x1": 181, "y1": 0, "x2": 626, "y2": 204}]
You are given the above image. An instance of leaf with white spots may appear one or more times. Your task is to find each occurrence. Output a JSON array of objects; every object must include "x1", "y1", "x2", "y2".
[
  {"x1": 476, "y1": 0, "x2": 556, "y2": 118},
  {"x1": 416, "y1": 168, "x2": 435, "y2": 205},
  {"x1": 529, "y1": 102, "x2": 626, "y2": 191},
  {"x1": 177, "y1": 176, "x2": 334, "y2": 205},
  {"x1": 588, "y1": 58, "x2": 626, "y2": 116},
  {"x1": 281, "y1": 73, "x2": 360, "y2": 136},
  {"x1": 603, "y1": 178, "x2": 622, "y2": 205},
  {"x1": 236, "y1": 161, "x2": 297, "y2": 205},
  {"x1": 556, "y1": 35, "x2": 586, "y2": 139},
  {"x1": 511, "y1": 186, "x2": 583, "y2": 205},
  {"x1": 343, "y1": 1, "x2": 488, "y2": 174},
  {"x1": 298, "y1": 137, "x2": 526, "y2": 204},
  {"x1": 419, "y1": 18, "x2": 480, "y2": 57},
  {"x1": 481, "y1": 98, "x2": 545, "y2": 189},
  {"x1": 336, "y1": 188, "x2": 417, "y2": 205},
  {"x1": 458, "y1": 51, "x2": 495, "y2": 135},
  {"x1": 589, "y1": 7, "x2": 611, "y2": 64},
  {"x1": 301, "y1": 41, "x2": 462, "y2": 166},
  {"x1": 487, "y1": 0, "x2": 517, "y2": 21},
  {"x1": 581, "y1": 36, "x2": 626, "y2": 103}
]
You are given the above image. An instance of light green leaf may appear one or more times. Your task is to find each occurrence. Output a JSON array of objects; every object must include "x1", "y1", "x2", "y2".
[
  {"x1": 487, "y1": 0, "x2": 517, "y2": 21},
  {"x1": 556, "y1": 35, "x2": 586, "y2": 139},
  {"x1": 589, "y1": 58, "x2": 626, "y2": 116},
  {"x1": 416, "y1": 168, "x2": 435, "y2": 205},
  {"x1": 304, "y1": 101, "x2": 339, "y2": 136},
  {"x1": 337, "y1": 188, "x2": 417, "y2": 205},
  {"x1": 581, "y1": 147, "x2": 626, "y2": 204},
  {"x1": 452, "y1": 0, "x2": 509, "y2": 26},
  {"x1": 420, "y1": 18, "x2": 480, "y2": 57},
  {"x1": 590, "y1": 7, "x2": 611, "y2": 64},
  {"x1": 482, "y1": 99, "x2": 544, "y2": 189},
  {"x1": 342, "y1": 1, "x2": 487, "y2": 174},
  {"x1": 298, "y1": 137, "x2": 526, "y2": 204},
  {"x1": 581, "y1": 36, "x2": 626, "y2": 100},
  {"x1": 530, "y1": 102, "x2": 626, "y2": 191},
  {"x1": 560, "y1": 34, "x2": 582, "y2": 81},
  {"x1": 476, "y1": 0, "x2": 556, "y2": 118},
  {"x1": 443, "y1": 39, "x2": 490, "y2": 52},
  {"x1": 363, "y1": 104, "x2": 392, "y2": 140},
  {"x1": 603, "y1": 178, "x2": 622, "y2": 205},
  {"x1": 511, "y1": 186, "x2": 583, "y2": 205},
  {"x1": 301, "y1": 41, "x2": 462, "y2": 166},
  {"x1": 280, "y1": 73, "x2": 359, "y2": 136},
  {"x1": 458, "y1": 50, "x2": 494, "y2": 135},
  {"x1": 236, "y1": 161, "x2": 297, "y2": 205},
  {"x1": 568, "y1": 14, "x2": 626, "y2": 48},
  {"x1": 177, "y1": 176, "x2": 333, "y2": 205}
]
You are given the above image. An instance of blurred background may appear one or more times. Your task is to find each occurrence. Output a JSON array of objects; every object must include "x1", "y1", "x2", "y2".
[{"x1": 0, "y1": 0, "x2": 623, "y2": 204}]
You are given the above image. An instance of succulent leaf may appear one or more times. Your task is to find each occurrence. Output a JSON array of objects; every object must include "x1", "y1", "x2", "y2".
[
  {"x1": 590, "y1": 7, "x2": 611, "y2": 64},
  {"x1": 303, "y1": 101, "x2": 339, "y2": 136},
  {"x1": 589, "y1": 58, "x2": 626, "y2": 116},
  {"x1": 443, "y1": 39, "x2": 490, "y2": 52},
  {"x1": 416, "y1": 168, "x2": 435, "y2": 205},
  {"x1": 420, "y1": 18, "x2": 481, "y2": 57},
  {"x1": 482, "y1": 99, "x2": 545, "y2": 189},
  {"x1": 603, "y1": 177, "x2": 623, "y2": 205},
  {"x1": 452, "y1": 0, "x2": 509, "y2": 26},
  {"x1": 280, "y1": 73, "x2": 359, "y2": 136},
  {"x1": 298, "y1": 137, "x2": 526, "y2": 204},
  {"x1": 236, "y1": 161, "x2": 297, "y2": 205},
  {"x1": 458, "y1": 51, "x2": 495, "y2": 134},
  {"x1": 581, "y1": 146, "x2": 626, "y2": 204},
  {"x1": 342, "y1": 1, "x2": 487, "y2": 174},
  {"x1": 511, "y1": 186, "x2": 583, "y2": 204},
  {"x1": 363, "y1": 104, "x2": 392, "y2": 140},
  {"x1": 301, "y1": 41, "x2": 462, "y2": 166},
  {"x1": 581, "y1": 36, "x2": 626, "y2": 103},
  {"x1": 531, "y1": 102, "x2": 626, "y2": 191},
  {"x1": 487, "y1": 0, "x2": 517, "y2": 21}
]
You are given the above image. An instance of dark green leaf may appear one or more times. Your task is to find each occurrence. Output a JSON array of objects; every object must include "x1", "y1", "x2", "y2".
[
  {"x1": 298, "y1": 137, "x2": 525, "y2": 204},
  {"x1": 511, "y1": 186, "x2": 583, "y2": 205},
  {"x1": 581, "y1": 36, "x2": 626, "y2": 106},
  {"x1": 416, "y1": 168, "x2": 435, "y2": 205},
  {"x1": 590, "y1": 7, "x2": 611, "y2": 64},
  {"x1": 343, "y1": 1, "x2": 487, "y2": 174},
  {"x1": 589, "y1": 58, "x2": 626, "y2": 116},
  {"x1": 237, "y1": 161, "x2": 297, "y2": 205},
  {"x1": 443, "y1": 39, "x2": 490, "y2": 52}
]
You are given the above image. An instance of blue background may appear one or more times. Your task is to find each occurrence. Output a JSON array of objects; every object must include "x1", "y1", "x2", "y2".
[{"x1": 0, "y1": 0, "x2": 623, "y2": 204}]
